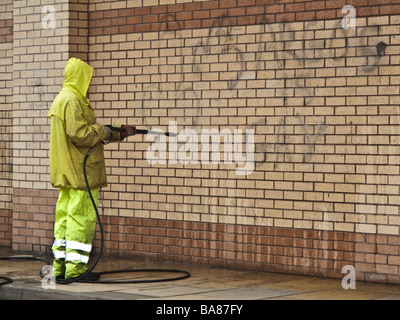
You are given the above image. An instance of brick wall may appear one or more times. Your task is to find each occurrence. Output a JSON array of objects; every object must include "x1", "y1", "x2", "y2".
[
  {"x1": 0, "y1": 0, "x2": 13, "y2": 247},
  {"x1": 11, "y1": 0, "x2": 90, "y2": 251},
  {"x1": 5, "y1": 0, "x2": 400, "y2": 284}
]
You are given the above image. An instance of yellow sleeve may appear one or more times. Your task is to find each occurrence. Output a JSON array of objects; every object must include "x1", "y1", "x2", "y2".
[{"x1": 64, "y1": 100, "x2": 108, "y2": 147}]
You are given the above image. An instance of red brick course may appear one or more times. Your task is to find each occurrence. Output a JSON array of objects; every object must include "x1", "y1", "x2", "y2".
[
  {"x1": 0, "y1": 19, "x2": 13, "y2": 43},
  {"x1": 0, "y1": 209, "x2": 11, "y2": 247},
  {"x1": 89, "y1": 0, "x2": 400, "y2": 36},
  {"x1": 12, "y1": 188, "x2": 400, "y2": 284}
]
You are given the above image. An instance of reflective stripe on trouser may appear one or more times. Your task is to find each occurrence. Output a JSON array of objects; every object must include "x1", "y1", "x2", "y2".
[{"x1": 52, "y1": 187, "x2": 99, "y2": 278}]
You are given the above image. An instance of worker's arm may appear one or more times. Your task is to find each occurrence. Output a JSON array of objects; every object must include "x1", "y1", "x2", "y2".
[{"x1": 64, "y1": 101, "x2": 109, "y2": 147}]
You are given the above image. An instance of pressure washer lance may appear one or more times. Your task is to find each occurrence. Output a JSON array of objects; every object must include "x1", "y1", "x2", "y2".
[{"x1": 105, "y1": 125, "x2": 177, "y2": 138}]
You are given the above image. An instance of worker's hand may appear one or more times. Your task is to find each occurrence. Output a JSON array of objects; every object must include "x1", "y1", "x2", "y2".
[
  {"x1": 121, "y1": 125, "x2": 136, "y2": 138},
  {"x1": 104, "y1": 126, "x2": 112, "y2": 140}
]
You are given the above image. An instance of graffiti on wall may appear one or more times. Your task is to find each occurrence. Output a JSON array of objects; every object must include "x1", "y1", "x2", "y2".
[{"x1": 134, "y1": 11, "x2": 391, "y2": 169}]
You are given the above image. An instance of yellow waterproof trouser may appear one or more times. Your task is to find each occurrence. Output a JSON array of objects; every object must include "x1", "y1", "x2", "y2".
[{"x1": 52, "y1": 187, "x2": 99, "y2": 278}]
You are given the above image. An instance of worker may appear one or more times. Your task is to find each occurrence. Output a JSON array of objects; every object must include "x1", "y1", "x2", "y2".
[{"x1": 48, "y1": 57, "x2": 135, "y2": 281}]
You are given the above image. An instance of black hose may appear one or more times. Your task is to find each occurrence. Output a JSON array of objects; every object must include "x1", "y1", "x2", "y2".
[
  {"x1": 0, "y1": 276, "x2": 12, "y2": 286},
  {"x1": 0, "y1": 145, "x2": 191, "y2": 286},
  {"x1": 0, "y1": 256, "x2": 50, "y2": 285}
]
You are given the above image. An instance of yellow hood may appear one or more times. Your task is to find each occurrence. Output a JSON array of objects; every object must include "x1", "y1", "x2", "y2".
[{"x1": 62, "y1": 57, "x2": 93, "y2": 100}]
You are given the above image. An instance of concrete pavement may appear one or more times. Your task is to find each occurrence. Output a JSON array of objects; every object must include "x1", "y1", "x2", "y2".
[{"x1": 1, "y1": 247, "x2": 400, "y2": 301}]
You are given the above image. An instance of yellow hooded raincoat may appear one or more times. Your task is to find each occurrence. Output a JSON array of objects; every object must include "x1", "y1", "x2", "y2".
[{"x1": 48, "y1": 58, "x2": 109, "y2": 190}]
